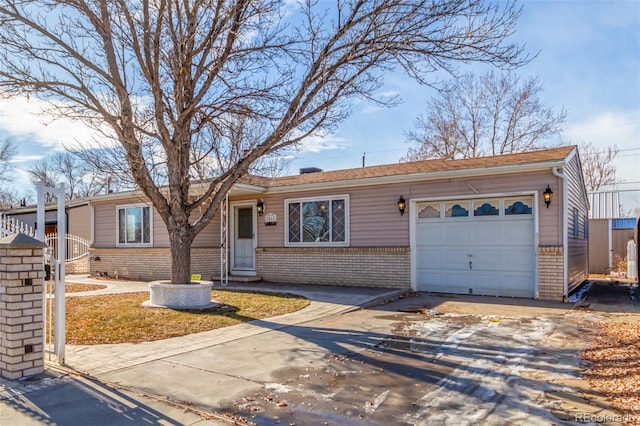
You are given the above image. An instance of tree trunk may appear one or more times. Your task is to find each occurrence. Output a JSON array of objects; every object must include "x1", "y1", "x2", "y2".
[{"x1": 168, "y1": 221, "x2": 192, "y2": 284}]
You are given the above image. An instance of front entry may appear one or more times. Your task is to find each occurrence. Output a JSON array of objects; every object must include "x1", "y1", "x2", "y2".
[{"x1": 231, "y1": 203, "x2": 256, "y2": 275}]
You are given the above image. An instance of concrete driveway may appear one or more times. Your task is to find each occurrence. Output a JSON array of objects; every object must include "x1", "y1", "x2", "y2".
[
  {"x1": 216, "y1": 295, "x2": 601, "y2": 426},
  {"x1": 64, "y1": 286, "x2": 622, "y2": 426}
]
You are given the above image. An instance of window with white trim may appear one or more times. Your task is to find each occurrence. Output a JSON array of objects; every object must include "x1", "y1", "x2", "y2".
[
  {"x1": 117, "y1": 204, "x2": 152, "y2": 246},
  {"x1": 286, "y1": 196, "x2": 348, "y2": 245}
]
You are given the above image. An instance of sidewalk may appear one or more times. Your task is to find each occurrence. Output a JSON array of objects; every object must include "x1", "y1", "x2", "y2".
[{"x1": 1, "y1": 277, "x2": 406, "y2": 425}]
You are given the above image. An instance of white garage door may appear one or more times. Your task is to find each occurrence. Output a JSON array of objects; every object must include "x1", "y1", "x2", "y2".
[{"x1": 415, "y1": 197, "x2": 535, "y2": 298}]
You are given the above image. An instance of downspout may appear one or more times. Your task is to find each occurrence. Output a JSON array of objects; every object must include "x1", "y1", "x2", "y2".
[
  {"x1": 552, "y1": 166, "x2": 568, "y2": 301},
  {"x1": 89, "y1": 201, "x2": 94, "y2": 246}
]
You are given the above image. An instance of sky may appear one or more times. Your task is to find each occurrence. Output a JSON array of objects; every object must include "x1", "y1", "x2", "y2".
[{"x1": 1, "y1": 0, "x2": 639, "y2": 213}]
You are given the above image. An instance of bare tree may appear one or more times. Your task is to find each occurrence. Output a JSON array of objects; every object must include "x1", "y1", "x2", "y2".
[
  {"x1": 28, "y1": 152, "x2": 113, "y2": 200},
  {"x1": 579, "y1": 142, "x2": 619, "y2": 192},
  {"x1": 0, "y1": 190, "x2": 31, "y2": 210},
  {"x1": 0, "y1": 0, "x2": 527, "y2": 283},
  {"x1": 0, "y1": 138, "x2": 16, "y2": 182},
  {"x1": 402, "y1": 71, "x2": 565, "y2": 161}
]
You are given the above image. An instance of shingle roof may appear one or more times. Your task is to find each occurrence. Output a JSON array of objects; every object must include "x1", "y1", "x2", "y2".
[{"x1": 260, "y1": 146, "x2": 575, "y2": 188}]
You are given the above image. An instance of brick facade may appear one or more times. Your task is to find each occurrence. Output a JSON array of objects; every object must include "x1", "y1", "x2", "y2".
[
  {"x1": 90, "y1": 245, "x2": 564, "y2": 299},
  {"x1": 256, "y1": 247, "x2": 410, "y2": 288},
  {"x1": 65, "y1": 256, "x2": 89, "y2": 274},
  {"x1": 538, "y1": 245, "x2": 564, "y2": 301},
  {"x1": 90, "y1": 247, "x2": 221, "y2": 281},
  {"x1": 0, "y1": 234, "x2": 46, "y2": 380}
]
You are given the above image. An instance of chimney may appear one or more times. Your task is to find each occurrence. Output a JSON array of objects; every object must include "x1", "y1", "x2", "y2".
[{"x1": 299, "y1": 167, "x2": 323, "y2": 174}]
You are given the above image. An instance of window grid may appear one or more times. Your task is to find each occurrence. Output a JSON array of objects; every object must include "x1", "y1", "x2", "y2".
[{"x1": 286, "y1": 196, "x2": 348, "y2": 245}]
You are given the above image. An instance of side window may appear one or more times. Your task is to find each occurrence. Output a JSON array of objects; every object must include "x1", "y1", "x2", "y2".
[{"x1": 117, "y1": 205, "x2": 152, "y2": 246}]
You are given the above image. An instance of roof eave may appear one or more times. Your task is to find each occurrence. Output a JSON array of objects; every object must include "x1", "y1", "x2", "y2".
[{"x1": 266, "y1": 160, "x2": 568, "y2": 194}]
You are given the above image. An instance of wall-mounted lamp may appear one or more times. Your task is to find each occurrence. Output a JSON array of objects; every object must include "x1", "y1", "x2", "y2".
[
  {"x1": 543, "y1": 185, "x2": 553, "y2": 208},
  {"x1": 256, "y1": 199, "x2": 265, "y2": 216},
  {"x1": 397, "y1": 195, "x2": 406, "y2": 216}
]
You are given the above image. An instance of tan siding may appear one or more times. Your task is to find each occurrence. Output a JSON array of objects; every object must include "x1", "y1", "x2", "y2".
[
  {"x1": 568, "y1": 239, "x2": 588, "y2": 292},
  {"x1": 258, "y1": 170, "x2": 561, "y2": 248},
  {"x1": 92, "y1": 197, "x2": 170, "y2": 248},
  {"x1": 93, "y1": 200, "x2": 117, "y2": 247},
  {"x1": 67, "y1": 205, "x2": 91, "y2": 240},
  {"x1": 565, "y1": 153, "x2": 589, "y2": 289},
  {"x1": 255, "y1": 191, "x2": 287, "y2": 247},
  {"x1": 192, "y1": 209, "x2": 222, "y2": 248}
]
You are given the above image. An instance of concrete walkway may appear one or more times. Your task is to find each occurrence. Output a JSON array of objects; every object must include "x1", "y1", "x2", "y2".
[{"x1": 63, "y1": 278, "x2": 405, "y2": 376}]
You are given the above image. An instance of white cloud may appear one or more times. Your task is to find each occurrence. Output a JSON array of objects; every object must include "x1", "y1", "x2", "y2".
[
  {"x1": 297, "y1": 134, "x2": 346, "y2": 153},
  {"x1": 564, "y1": 111, "x2": 640, "y2": 150},
  {"x1": 566, "y1": 111, "x2": 640, "y2": 189},
  {"x1": 0, "y1": 95, "x2": 113, "y2": 151},
  {"x1": 11, "y1": 154, "x2": 44, "y2": 164}
]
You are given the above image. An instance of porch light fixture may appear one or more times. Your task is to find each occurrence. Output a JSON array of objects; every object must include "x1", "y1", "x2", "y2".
[
  {"x1": 543, "y1": 185, "x2": 553, "y2": 208},
  {"x1": 256, "y1": 199, "x2": 265, "y2": 216},
  {"x1": 397, "y1": 195, "x2": 406, "y2": 216}
]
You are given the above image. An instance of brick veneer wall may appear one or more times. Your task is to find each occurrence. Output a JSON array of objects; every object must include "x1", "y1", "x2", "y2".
[
  {"x1": 0, "y1": 236, "x2": 46, "y2": 379},
  {"x1": 256, "y1": 247, "x2": 410, "y2": 288},
  {"x1": 65, "y1": 256, "x2": 89, "y2": 274},
  {"x1": 538, "y1": 245, "x2": 564, "y2": 301},
  {"x1": 89, "y1": 248, "x2": 221, "y2": 281}
]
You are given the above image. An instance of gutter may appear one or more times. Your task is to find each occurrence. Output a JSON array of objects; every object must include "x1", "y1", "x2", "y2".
[
  {"x1": 552, "y1": 166, "x2": 569, "y2": 300},
  {"x1": 267, "y1": 160, "x2": 567, "y2": 194}
]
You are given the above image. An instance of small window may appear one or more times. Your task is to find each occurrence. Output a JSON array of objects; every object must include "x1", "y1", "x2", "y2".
[
  {"x1": 504, "y1": 198, "x2": 533, "y2": 215},
  {"x1": 583, "y1": 214, "x2": 589, "y2": 239},
  {"x1": 572, "y1": 208, "x2": 579, "y2": 238},
  {"x1": 418, "y1": 203, "x2": 441, "y2": 219},
  {"x1": 286, "y1": 196, "x2": 348, "y2": 245},
  {"x1": 473, "y1": 200, "x2": 499, "y2": 216},
  {"x1": 445, "y1": 202, "x2": 469, "y2": 218},
  {"x1": 237, "y1": 207, "x2": 253, "y2": 239},
  {"x1": 117, "y1": 205, "x2": 152, "y2": 246}
]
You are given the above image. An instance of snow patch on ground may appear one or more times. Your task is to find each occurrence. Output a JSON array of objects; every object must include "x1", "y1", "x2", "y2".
[
  {"x1": 402, "y1": 315, "x2": 569, "y2": 425},
  {"x1": 568, "y1": 281, "x2": 594, "y2": 303},
  {"x1": 265, "y1": 383, "x2": 292, "y2": 393}
]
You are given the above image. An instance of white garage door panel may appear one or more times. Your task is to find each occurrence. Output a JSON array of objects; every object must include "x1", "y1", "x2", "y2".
[
  {"x1": 415, "y1": 197, "x2": 535, "y2": 298},
  {"x1": 471, "y1": 222, "x2": 502, "y2": 243}
]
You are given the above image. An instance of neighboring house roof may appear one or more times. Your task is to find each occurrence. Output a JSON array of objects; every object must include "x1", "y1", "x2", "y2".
[
  {"x1": 612, "y1": 218, "x2": 638, "y2": 230},
  {"x1": 0, "y1": 198, "x2": 90, "y2": 216}
]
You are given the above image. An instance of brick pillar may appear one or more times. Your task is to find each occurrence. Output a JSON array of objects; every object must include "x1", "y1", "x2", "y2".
[
  {"x1": 538, "y1": 245, "x2": 564, "y2": 302},
  {"x1": 0, "y1": 233, "x2": 47, "y2": 380}
]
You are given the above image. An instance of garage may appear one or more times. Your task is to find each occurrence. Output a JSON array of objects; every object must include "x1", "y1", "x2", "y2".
[{"x1": 414, "y1": 196, "x2": 536, "y2": 298}]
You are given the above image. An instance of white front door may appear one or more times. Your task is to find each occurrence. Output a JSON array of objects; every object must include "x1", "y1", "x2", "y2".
[{"x1": 231, "y1": 203, "x2": 256, "y2": 275}]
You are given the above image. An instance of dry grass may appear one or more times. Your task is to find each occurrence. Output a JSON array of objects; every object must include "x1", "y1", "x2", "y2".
[
  {"x1": 46, "y1": 283, "x2": 108, "y2": 294},
  {"x1": 64, "y1": 291, "x2": 309, "y2": 345},
  {"x1": 581, "y1": 320, "x2": 640, "y2": 424}
]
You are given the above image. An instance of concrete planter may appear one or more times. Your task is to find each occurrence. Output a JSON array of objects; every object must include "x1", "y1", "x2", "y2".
[{"x1": 143, "y1": 280, "x2": 216, "y2": 309}]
